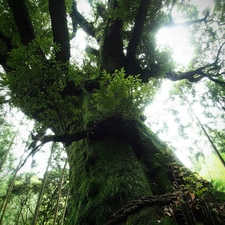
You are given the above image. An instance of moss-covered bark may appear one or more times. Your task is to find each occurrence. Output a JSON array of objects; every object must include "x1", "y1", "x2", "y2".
[
  {"x1": 65, "y1": 119, "x2": 225, "y2": 225},
  {"x1": 66, "y1": 137, "x2": 152, "y2": 224},
  {"x1": 65, "y1": 119, "x2": 175, "y2": 224}
]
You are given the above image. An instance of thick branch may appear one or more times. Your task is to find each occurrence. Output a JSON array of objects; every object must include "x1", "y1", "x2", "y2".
[
  {"x1": 7, "y1": 0, "x2": 35, "y2": 46},
  {"x1": 166, "y1": 67, "x2": 225, "y2": 85},
  {"x1": 165, "y1": 68, "x2": 205, "y2": 82},
  {"x1": 70, "y1": 1, "x2": 95, "y2": 38},
  {"x1": 204, "y1": 74, "x2": 225, "y2": 85},
  {"x1": 0, "y1": 55, "x2": 8, "y2": 72},
  {"x1": 27, "y1": 129, "x2": 91, "y2": 149},
  {"x1": 0, "y1": 32, "x2": 12, "y2": 50},
  {"x1": 85, "y1": 45, "x2": 99, "y2": 57},
  {"x1": 41, "y1": 131, "x2": 89, "y2": 146},
  {"x1": 31, "y1": 117, "x2": 149, "y2": 147},
  {"x1": 96, "y1": 3, "x2": 108, "y2": 20},
  {"x1": 166, "y1": 43, "x2": 225, "y2": 85},
  {"x1": 0, "y1": 32, "x2": 12, "y2": 71},
  {"x1": 165, "y1": 11, "x2": 210, "y2": 27},
  {"x1": 48, "y1": 0, "x2": 70, "y2": 63},
  {"x1": 70, "y1": 16, "x2": 78, "y2": 40},
  {"x1": 37, "y1": 117, "x2": 124, "y2": 146},
  {"x1": 126, "y1": 0, "x2": 151, "y2": 60},
  {"x1": 100, "y1": 0, "x2": 125, "y2": 73}
]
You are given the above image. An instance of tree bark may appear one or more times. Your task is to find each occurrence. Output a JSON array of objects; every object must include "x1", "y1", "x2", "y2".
[
  {"x1": 7, "y1": 0, "x2": 35, "y2": 46},
  {"x1": 64, "y1": 119, "x2": 225, "y2": 225},
  {"x1": 65, "y1": 119, "x2": 175, "y2": 224},
  {"x1": 48, "y1": 0, "x2": 70, "y2": 63}
]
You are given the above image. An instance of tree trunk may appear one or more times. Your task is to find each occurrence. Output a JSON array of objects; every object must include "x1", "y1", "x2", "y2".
[
  {"x1": 64, "y1": 119, "x2": 176, "y2": 224},
  {"x1": 53, "y1": 160, "x2": 68, "y2": 225},
  {"x1": 64, "y1": 118, "x2": 225, "y2": 225},
  {"x1": 32, "y1": 145, "x2": 54, "y2": 225},
  {"x1": 0, "y1": 149, "x2": 26, "y2": 225}
]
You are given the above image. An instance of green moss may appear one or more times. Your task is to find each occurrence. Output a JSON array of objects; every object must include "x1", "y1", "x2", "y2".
[
  {"x1": 129, "y1": 120, "x2": 175, "y2": 194},
  {"x1": 66, "y1": 137, "x2": 153, "y2": 225},
  {"x1": 65, "y1": 119, "x2": 225, "y2": 225},
  {"x1": 65, "y1": 119, "x2": 184, "y2": 225}
]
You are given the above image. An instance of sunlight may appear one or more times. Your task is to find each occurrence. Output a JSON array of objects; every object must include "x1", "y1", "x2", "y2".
[
  {"x1": 144, "y1": 0, "x2": 217, "y2": 169},
  {"x1": 156, "y1": 0, "x2": 214, "y2": 68},
  {"x1": 156, "y1": 26, "x2": 194, "y2": 67}
]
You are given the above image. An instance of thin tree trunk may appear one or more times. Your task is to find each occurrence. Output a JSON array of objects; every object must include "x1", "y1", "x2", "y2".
[
  {"x1": 192, "y1": 107, "x2": 225, "y2": 168},
  {"x1": 15, "y1": 201, "x2": 24, "y2": 225},
  {"x1": 0, "y1": 148, "x2": 26, "y2": 225},
  {"x1": 60, "y1": 187, "x2": 70, "y2": 225},
  {"x1": 0, "y1": 131, "x2": 17, "y2": 171},
  {"x1": 53, "y1": 160, "x2": 68, "y2": 225},
  {"x1": 181, "y1": 92, "x2": 225, "y2": 169},
  {"x1": 0, "y1": 117, "x2": 25, "y2": 171},
  {"x1": 31, "y1": 144, "x2": 54, "y2": 225}
]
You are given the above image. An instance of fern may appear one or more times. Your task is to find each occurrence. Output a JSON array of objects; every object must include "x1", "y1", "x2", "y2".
[{"x1": 92, "y1": 68, "x2": 157, "y2": 120}]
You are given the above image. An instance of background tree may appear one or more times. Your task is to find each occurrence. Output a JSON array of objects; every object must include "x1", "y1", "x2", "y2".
[
  {"x1": 0, "y1": 143, "x2": 69, "y2": 225},
  {"x1": 0, "y1": 0, "x2": 225, "y2": 224}
]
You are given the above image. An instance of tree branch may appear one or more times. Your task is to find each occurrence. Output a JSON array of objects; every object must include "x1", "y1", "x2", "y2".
[
  {"x1": 166, "y1": 43, "x2": 225, "y2": 85},
  {"x1": 96, "y1": 3, "x2": 108, "y2": 20},
  {"x1": 204, "y1": 74, "x2": 225, "y2": 85},
  {"x1": 0, "y1": 32, "x2": 12, "y2": 71},
  {"x1": 0, "y1": 32, "x2": 12, "y2": 50},
  {"x1": 29, "y1": 128, "x2": 97, "y2": 147},
  {"x1": 126, "y1": 0, "x2": 151, "y2": 60},
  {"x1": 165, "y1": 11, "x2": 211, "y2": 27},
  {"x1": 99, "y1": 0, "x2": 125, "y2": 73},
  {"x1": 41, "y1": 131, "x2": 88, "y2": 146},
  {"x1": 214, "y1": 42, "x2": 225, "y2": 64},
  {"x1": 165, "y1": 68, "x2": 205, "y2": 82},
  {"x1": 125, "y1": 0, "x2": 152, "y2": 76},
  {"x1": 70, "y1": 1, "x2": 96, "y2": 38},
  {"x1": 48, "y1": 0, "x2": 70, "y2": 63},
  {"x1": 30, "y1": 117, "x2": 147, "y2": 147},
  {"x1": 85, "y1": 45, "x2": 99, "y2": 57},
  {"x1": 70, "y1": 15, "x2": 78, "y2": 40},
  {"x1": 166, "y1": 66, "x2": 225, "y2": 85},
  {"x1": 0, "y1": 54, "x2": 9, "y2": 72},
  {"x1": 7, "y1": 0, "x2": 36, "y2": 46}
]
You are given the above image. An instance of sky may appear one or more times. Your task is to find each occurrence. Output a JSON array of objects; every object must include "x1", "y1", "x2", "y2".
[{"x1": 192, "y1": 0, "x2": 214, "y2": 10}]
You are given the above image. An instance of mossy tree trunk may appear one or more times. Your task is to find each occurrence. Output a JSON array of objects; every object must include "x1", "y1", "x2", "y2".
[
  {"x1": 65, "y1": 119, "x2": 174, "y2": 225},
  {"x1": 65, "y1": 118, "x2": 224, "y2": 225}
]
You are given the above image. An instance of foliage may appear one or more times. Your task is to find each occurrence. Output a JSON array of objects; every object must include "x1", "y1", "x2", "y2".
[
  {"x1": 92, "y1": 68, "x2": 157, "y2": 120},
  {"x1": 199, "y1": 152, "x2": 225, "y2": 190},
  {"x1": 4, "y1": 39, "x2": 85, "y2": 132},
  {"x1": 0, "y1": 144, "x2": 69, "y2": 225}
]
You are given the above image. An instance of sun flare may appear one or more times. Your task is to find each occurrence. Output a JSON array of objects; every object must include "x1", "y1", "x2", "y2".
[{"x1": 156, "y1": 26, "x2": 194, "y2": 67}]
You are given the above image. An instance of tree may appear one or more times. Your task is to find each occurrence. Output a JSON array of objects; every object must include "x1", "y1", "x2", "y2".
[
  {"x1": 0, "y1": 0, "x2": 225, "y2": 224},
  {"x1": 0, "y1": 144, "x2": 69, "y2": 225}
]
